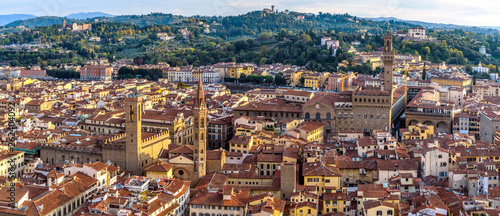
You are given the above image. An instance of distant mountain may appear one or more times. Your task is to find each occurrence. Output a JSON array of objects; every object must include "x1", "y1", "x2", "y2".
[
  {"x1": 66, "y1": 12, "x2": 115, "y2": 19},
  {"x1": 482, "y1": 26, "x2": 500, "y2": 31},
  {"x1": 5, "y1": 16, "x2": 79, "y2": 28},
  {"x1": 365, "y1": 17, "x2": 499, "y2": 34},
  {"x1": 0, "y1": 14, "x2": 36, "y2": 26},
  {"x1": 4, "y1": 13, "x2": 183, "y2": 28}
]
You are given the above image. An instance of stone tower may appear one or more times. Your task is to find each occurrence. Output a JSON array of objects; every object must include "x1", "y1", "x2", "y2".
[
  {"x1": 193, "y1": 79, "x2": 207, "y2": 185},
  {"x1": 125, "y1": 94, "x2": 143, "y2": 175},
  {"x1": 383, "y1": 32, "x2": 395, "y2": 132},
  {"x1": 280, "y1": 162, "x2": 297, "y2": 200},
  {"x1": 383, "y1": 32, "x2": 395, "y2": 93}
]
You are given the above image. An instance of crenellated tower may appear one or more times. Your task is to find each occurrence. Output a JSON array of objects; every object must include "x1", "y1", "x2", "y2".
[
  {"x1": 125, "y1": 94, "x2": 143, "y2": 175},
  {"x1": 383, "y1": 32, "x2": 395, "y2": 93},
  {"x1": 383, "y1": 32, "x2": 395, "y2": 132}
]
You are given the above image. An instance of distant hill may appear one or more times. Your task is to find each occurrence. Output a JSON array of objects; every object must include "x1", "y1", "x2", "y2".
[
  {"x1": 0, "y1": 14, "x2": 36, "y2": 26},
  {"x1": 2, "y1": 11, "x2": 499, "y2": 35},
  {"x1": 4, "y1": 13, "x2": 184, "y2": 28},
  {"x1": 5, "y1": 16, "x2": 79, "y2": 28},
  {"x1": 366, "y1": 17, "x2": 499, "y2": 34},
  {"x1": 66, "y1": 12, "x2": 115, "y2": 19},
  {"x1": 482, "y1": 26, "x2": 500, "y2": 31},
  {"x1": 105, "y1": 13, "x2": 184, "y2": 26}
]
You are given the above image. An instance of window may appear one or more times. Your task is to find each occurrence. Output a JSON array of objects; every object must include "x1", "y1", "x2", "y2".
[
  {"x1": 316, "y1": 113, "x2": 321, "y2": 120},
  {"x1": 326, "y1": 113, "x2": 331, "y2": 120},
  {"x1": 377, "y1": 210, "x2": 383, "y2": 216},
  {"x1": 388, "y1": 210, "x2": 393, "y2": 215}
]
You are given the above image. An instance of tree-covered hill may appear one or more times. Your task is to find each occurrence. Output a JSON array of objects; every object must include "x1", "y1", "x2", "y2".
[
  {"x1": 5, "y1": 16, "x2": 80, "y2": 28},
  {"x1": 98, "y1": 13, "x2": 184, "y2": 26},
  {"x1": 0, "y1": 9, "x2": 499, "y2": 71}
]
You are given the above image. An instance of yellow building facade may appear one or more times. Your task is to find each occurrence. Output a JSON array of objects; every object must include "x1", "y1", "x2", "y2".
[
  {"x1": 400, "y1": 123, "x2": 434, "y2": 140},
  {"x1": 430, "y1": 76, "x2": 472, "y2": 92},
  {"x1": 228, "y1": 66, "x2": 253, "y2": 78}
]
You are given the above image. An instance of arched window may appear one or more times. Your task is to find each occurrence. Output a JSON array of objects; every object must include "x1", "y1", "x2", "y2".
[
  {"x1": 305, "y1": 113, "x2": 310, "y2": 120},
  {"x1": 62, "y1": 155, "x2": 65, "y2": 162},
  {"x1": 377, "y1": 210, "x2": 383, "y2": 216},
  {"x1": 387, "y1": 210, "x2": 393, "y2": 215},
  {"x1": 326, "y1": 113, "x2": 331, "y2": 120},
  {"x1": 316, "y1": 113, "x2": 321, "y2": 120}
]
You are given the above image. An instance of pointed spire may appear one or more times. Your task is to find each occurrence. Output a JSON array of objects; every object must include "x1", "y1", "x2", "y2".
[{"x1": 195, "y1": 78, "x2": 206, "y2": 109}]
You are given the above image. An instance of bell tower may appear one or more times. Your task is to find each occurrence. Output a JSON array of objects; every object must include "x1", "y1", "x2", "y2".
[
  {"x1": 383, "y1": 32, "x2": 395, "y2": 93},
  {"x1": 193, "y1": 79, "x2": 207, "y2": 185},
  {"x1": 125, "y1": 94, "x2": 143, "y2": 175}
]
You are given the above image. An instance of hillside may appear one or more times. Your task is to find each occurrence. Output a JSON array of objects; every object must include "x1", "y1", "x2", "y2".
[
  {"x1": 5, "y1": 16, "x2": 80, "y2": 28},
  {"x1": 66, "y1": 12, "x2": 115, "y2": 19},
  {"x1": 0, "y1": 14, "x2": 36, "y2": 26},
  {"x1": 208, "y1": 11, "x2": 423, "y2": 38},
  {"x1": 2, "y1": 10, "x2": 499, "y2": 36},
  {"x1": 367, "y1": 17, "x2": 499, "y2": 34}
]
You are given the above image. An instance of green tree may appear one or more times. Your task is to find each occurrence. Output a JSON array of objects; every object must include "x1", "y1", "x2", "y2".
[
  {"x1": 274, "y1": 72, "x2": 287, "y2": 86},
  {"x1": 259, "y1": 57, "x2": 268, "y2": 66},
  {"x1": 10, "y1": 60, "x2": 19, "y2": 66},
  {"x1": 259, "y1": 33, "x2": 269, "y2": 41},
  {"x1": 466, "y1": 65, "x2": 473, "y2": 73},
  {"x1": 422, "y1": 63, "x2": 427, "y2": 80},
  {"x1": 177, "y1": 82, "x2": 186, "y2": 89},
  {"x1": 365, "y1": 44, "x2": 372, "y2": 52}
]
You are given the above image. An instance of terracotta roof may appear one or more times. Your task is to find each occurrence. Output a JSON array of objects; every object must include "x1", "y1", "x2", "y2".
[
  {"x1": 188, "y1": 187, "x2": 250, "y2": 207},
  {"x1": 303, "y1": 162, "x2": 341, "y2": 177},
  {"x1": 376, "y1": 159, "x2": 418, "y2": 171},
  {"x1": 144, "y1": 160, "x2": 174, "y2": 172}
]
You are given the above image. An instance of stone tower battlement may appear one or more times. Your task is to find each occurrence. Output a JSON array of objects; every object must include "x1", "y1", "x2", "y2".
[{"x1": 125, "y1": 94, "x2": 143, "y2": 102}]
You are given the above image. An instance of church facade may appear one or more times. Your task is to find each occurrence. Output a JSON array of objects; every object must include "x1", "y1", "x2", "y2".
[{"x1": 158, "y1": 80, "x2": 208, "y2": 186}]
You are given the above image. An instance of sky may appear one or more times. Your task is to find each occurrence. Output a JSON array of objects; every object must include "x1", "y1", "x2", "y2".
[{"x1": 1, "y1": 0, "x2": 500, "y2": 27}]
